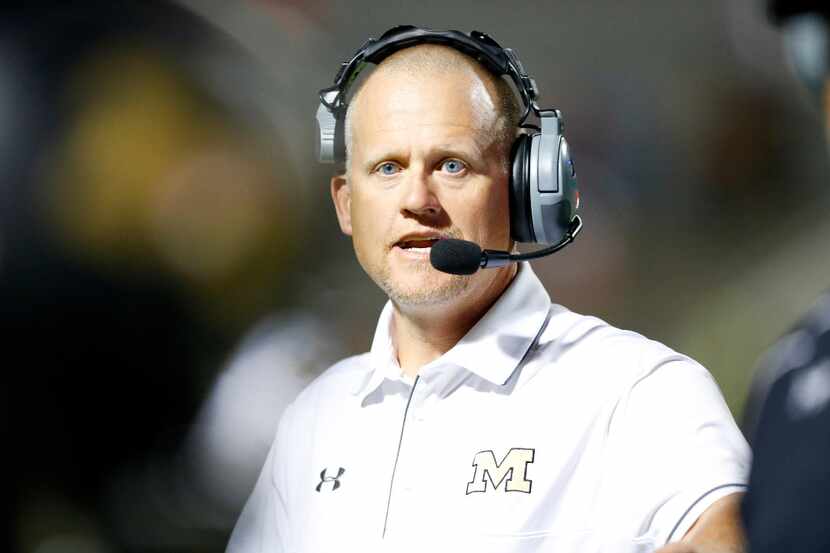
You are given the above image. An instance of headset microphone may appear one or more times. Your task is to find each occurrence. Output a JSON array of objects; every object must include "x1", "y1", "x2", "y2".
[{"x1": 430, "y1": 216, "x2": 583, "y2": 276}]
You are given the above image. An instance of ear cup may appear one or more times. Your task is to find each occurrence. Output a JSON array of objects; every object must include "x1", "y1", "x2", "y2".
[
  {"x1": 315, "y1": 103, "x2": 338, "y2": 163},
  {"x1": 509, "y1": 133, "x2": 536, "y2": 243},
  {"x1": 315, "y1": 102, "x2": 347, "y2": 164}
]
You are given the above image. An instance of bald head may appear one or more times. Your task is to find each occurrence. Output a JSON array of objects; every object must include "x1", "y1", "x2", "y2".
[{"x1": 343, "y1": 44, "x2": 522, "y2": 171}]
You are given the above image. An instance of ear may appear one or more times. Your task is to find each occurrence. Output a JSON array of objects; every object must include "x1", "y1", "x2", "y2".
[{"x1": 330, "y1": 174, "x2": 352, "y2": 236}]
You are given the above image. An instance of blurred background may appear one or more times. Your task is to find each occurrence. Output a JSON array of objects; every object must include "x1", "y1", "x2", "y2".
[{"x1": 2, "y1": 1, "x2": 828, "y2": 552}]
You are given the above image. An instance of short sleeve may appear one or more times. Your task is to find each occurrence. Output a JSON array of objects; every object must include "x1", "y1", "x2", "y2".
[
  {"x1": 604, "y1": 353, "x2": 751, "y2": 546},
  {"x1": 226, "y1": 404, "x2": 293, "y2": 553}
]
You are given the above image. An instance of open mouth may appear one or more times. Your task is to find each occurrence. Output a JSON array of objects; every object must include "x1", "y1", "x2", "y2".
[{"x1": 397, "y1": 238, "x2": 440, "y2": 250}]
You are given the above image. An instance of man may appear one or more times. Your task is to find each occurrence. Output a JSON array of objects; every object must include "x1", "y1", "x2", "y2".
[
  {"x1": 741, "y1": 2, "x2": 830, "y2": 552},
  {"x1": 228, "y1": 28, "x2": 749, "y2": 553}
]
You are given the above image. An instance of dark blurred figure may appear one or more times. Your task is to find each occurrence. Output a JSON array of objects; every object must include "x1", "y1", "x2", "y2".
[
  {"x1": 741, "y1": 2, "x2": 830, "y2": 552},
  {"x1": 0, "y1": 4, "x2": 213, "y2": 552},
  {"x1": 0, "y1": 2, "x2": 303, "y2": 552}
]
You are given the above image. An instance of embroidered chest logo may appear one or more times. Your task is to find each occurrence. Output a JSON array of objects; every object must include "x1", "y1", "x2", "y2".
[
  {"x1": 466, "y1": 448, "x2": 535, "y2": 494},
  {"x1": 315, "y1": 467, "x2": 345, "y2": 492}
]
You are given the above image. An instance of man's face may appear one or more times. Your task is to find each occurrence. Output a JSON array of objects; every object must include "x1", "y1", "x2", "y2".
[{"x1": 331, "y1": 63, "x2": 513, "y2": 308}]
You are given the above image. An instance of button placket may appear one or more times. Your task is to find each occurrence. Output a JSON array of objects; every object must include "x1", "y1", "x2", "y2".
[
  {"x1": 383, "y1": 376, "x2": 426, "y2": 538},
  {"x1": 400, "y1": 384, "x2": 430, "y2": 501}
]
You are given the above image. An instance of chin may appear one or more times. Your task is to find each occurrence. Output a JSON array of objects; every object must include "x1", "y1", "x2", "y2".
[{"x1": 378, "y1": 267, "x2": 471, "y2": 307}]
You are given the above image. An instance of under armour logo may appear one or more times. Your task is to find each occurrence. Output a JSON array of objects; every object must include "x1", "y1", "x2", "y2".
[
  {"x1": 315, "y1": 467, "x2": 345, "y2": 492},
  {"x1": 466, "y1": 448, "x2": 534, "y2": 494}
]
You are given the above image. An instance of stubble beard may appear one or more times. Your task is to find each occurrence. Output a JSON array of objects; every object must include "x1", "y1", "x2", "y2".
[{"x1": 373, "y1": 257, "x2": 472, "y2": 308}]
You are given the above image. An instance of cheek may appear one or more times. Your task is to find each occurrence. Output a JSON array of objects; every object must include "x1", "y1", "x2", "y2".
[
  {"x1": 468, "y1": 177, "x2": 511, "y2": 244},
  {"x1": 490, "y1": 179, "x2": 512, "y2": 231},
  {"x1": 349, "y1": 188, "x2": 392, "y2": 252}
]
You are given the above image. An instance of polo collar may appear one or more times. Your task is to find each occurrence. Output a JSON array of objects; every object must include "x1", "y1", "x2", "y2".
[{"x1": 352, "y1": 263, "x2": 552, "y2": 398}]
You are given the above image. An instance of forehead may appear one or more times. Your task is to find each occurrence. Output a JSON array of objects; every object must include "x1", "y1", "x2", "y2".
[{"x1": 351, "y1": 63, "x2": 500, "y2": 150}]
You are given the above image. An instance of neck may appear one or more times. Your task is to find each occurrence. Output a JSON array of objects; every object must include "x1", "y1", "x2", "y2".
[{"x1": 392, "y1": 264, "x2": 517, "y2": 377}]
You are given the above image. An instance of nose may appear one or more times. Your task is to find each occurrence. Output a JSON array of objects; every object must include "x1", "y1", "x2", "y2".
[{"x1": 400, "y1": 169, "x2": 442, "y2": 218}]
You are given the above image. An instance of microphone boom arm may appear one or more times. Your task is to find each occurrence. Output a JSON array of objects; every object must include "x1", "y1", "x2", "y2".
[{"x1": 480, "y1": 215, "x2": 583, "y2": 269}]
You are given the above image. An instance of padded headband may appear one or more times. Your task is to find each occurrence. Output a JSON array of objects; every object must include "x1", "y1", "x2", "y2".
[{"x1": 318, "y1": 25, "x2": 540, "y2": 125}]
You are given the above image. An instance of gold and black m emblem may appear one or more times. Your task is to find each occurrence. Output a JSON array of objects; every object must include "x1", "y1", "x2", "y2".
[{"x1": 466, "y1": 448, "x2": 534, "y2": 494}]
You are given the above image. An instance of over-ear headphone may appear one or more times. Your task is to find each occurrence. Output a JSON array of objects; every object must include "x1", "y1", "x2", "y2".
[{"x1": 315, "y1": 25, "x2": 581, "y2": 247}]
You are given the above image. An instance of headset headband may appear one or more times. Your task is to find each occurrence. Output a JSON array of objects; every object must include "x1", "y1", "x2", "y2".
[{"x1": 318, "y1": 25, "x2": 541, "y2": 125}]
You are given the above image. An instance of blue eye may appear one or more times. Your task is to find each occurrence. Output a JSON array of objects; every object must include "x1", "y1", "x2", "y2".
[
  {"x1": 377, "y1": 162, "x2": 400, "y2": 176},
  {"x1": 441, "y1": 159, "x2": 465, "y2": 174}
]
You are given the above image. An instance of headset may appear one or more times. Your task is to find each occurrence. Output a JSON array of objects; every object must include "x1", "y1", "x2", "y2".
[{"x1": 315, "y1": 25, "x2": 581, "y2": 249}]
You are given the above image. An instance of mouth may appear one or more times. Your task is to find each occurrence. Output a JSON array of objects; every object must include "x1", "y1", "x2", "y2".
[
  {"x1": 397, "y1": 238, "x2": 440, "y2": 250},
  {"x1": 393, "y1": 234, "x2": 447, "y2": 255}
]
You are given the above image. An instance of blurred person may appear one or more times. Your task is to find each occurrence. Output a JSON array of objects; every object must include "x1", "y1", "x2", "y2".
[
  {"x1": 0, "y1": 6, "x2": 212, "y2": 552},
  {"x1": 740, "y1": 2, "x2": 830, "y2": 552},
  {"x1": 0, "y1": 2, "x2": 316, "y2": 552},
  {"x1": 184, "y1": 312, "x2": 346, "y2": 523},
  {"x1": 228, "y1": 27, "x2": 749, "y2": 553}
]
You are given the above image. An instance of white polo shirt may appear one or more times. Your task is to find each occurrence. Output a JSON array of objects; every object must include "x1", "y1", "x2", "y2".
[{"x1": 228, "y1": 264, "x2": 750, "y2": 553}]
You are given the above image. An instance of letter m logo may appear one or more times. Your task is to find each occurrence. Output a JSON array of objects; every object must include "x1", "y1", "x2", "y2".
[{"x1": 465, "y1": 448, "x2": 535, "y2": 495}]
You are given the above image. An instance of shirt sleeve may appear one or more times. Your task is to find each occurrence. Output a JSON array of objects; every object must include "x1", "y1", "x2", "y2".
[
  {"x1": 226, "y1": 404, "x2": 293, "y2": 553},
  {"x1": 605, "y1": 351, "x2": 751, "y2": 546}
]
